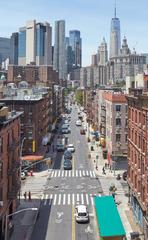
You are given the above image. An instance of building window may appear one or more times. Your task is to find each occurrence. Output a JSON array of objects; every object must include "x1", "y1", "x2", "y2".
[
  {"x1": 116, "y1": 105, "x2": 121, "y2": 112},
  {"x1": 125, "y1": 118, "x2": 128, "y2": 126},
  {"x1": 125, "y1": 134, "x2": 128, "y2": 142},
  {"x1": 116, "y1": 118, "x2": 121, "y2": 126},
  {"x1": 116, "y1": 134, "x2": 121, "y2": 142},
  {"x1": 125, "y1": 105, "x2": 128, "y2": 113}
]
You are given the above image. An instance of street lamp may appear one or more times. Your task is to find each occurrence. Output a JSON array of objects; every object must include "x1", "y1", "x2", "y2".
[{"x1": 5, "y1": 207, "x2": 38, "y2": 240}]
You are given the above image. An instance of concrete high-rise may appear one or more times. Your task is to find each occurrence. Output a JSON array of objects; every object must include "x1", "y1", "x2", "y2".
[
  {"x1": 10, "y1": 32, "x2": 18, "y2": 65},
  {"x1": 53, "y1": 20, "x2": 66, "y2": 80},
  {"x1": 98, "y1": 38, "x2": 108, "y2": 65},
  {"x1": 110, "y1": 2, "x2": 121, "y2": 58},
  {"x1": 18, "y1": 20, "x2": 52, "y2": 66},
  {"x1": 0, "y1": 37, "x2": 11, "y2": 64}
]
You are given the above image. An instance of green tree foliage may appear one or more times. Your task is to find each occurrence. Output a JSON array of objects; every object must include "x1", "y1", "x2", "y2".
[{"x1": 75, "y1": 90, "x2": 83, "y2": 105}]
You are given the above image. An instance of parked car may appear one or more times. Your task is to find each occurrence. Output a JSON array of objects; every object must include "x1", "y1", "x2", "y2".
[
  {"x1": 63, "y1": 159, "x2": 72, "y2": 170},
  {"x1": 67, "y1": 144, "x2": 75, "y2": 152},
  {"x1": 75, "y1": 205, "x2": 89, "y2": 223},
  {"x1": 64, "y1": 150, "x2": 72, "y2": 160},
  {"x1": 76, "y1": 120, "x2": 82, "y2": 126},
  {"x1": 122, "y1": 171, "x2": 127, "y2": 181}
]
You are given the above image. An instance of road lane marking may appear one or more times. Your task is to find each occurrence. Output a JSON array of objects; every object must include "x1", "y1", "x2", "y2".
[
  {"x1": 79, "y1": 170, "x2": 82, "y2": 177},
  {"x1": 53, "y1": 194, "x2": 57, "y2": 205},
  {"x1": 72, "y1": 171, "x2": 75, "y2": 177},
  {"x1": 72, "y1": 205, "x2": 76, "y2": 240},
  {"x1": 76, "y1": 170, "x2": 78, "y2": 177},
  {"x1": 65, "y1": 171, "x2": 68, "y2": 177},
  {"x1": 77, "y1": 194, "x2": 79, "y2": 203},
  {"x1": 86, "y1": 170, "x2": 89, "y2": 176},
  {"x1": 69, "y1": 171, "x2": 71, "y2": 177},
  {"x1": 83, "y1": 170, "x2": 85, "y2": 176},
  {"x1": 68, "y1": 194, "x2": 71, "y2": 205},
  {"x1": 62, "y1": 171, "x2": 64, "y2": 177},
  {"x1": 63, "y1": 194, "x2": 66, "y2": 205},
  {"x1": 58, "y1": 194, "x2": 61, "y2": 205},
  {"x1": 90, "y1": 194, "x2": 94, "y2": 206}
]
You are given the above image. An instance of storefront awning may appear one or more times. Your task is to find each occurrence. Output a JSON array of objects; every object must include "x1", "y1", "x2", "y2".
[{"x1": 21, "y1": 155, "x2": 44, "y2": 161}]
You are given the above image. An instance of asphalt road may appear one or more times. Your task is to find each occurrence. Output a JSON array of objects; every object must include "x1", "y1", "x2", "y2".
[{"x1": 32, "y1": 105, "x2": 103, "y2": 240}]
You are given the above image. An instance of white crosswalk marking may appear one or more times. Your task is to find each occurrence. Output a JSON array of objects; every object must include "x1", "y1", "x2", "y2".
[
  {"x1": 42, "y1": 193, "x2": 96, "y2": 207},
  {"x1": 53, "y1": 194, "x2": 57, "y2": 205},
  {"x1": 48, "y1": 170, "x2": 96, "y2": 178},
  {"x1": 49, "y1": 194, "x2": 53, "y2": 205},
  {"x1": 72, "y1": 194, "x2": 75, "y2": 205},
  {"x1": 63, "y1": 194, "x2": 66, "y2": 205},
  {"x1": 58, "y1": 194, "x2": 61, "y2": 205},
  {"x1": 86, "y1": 194, "x2": 89, "y2": 205},
  {"x1": 90, "y1": 171, "x2": 93, "y2": 178},
  {"x1": 81, "y1": 194, "x2": 84, "y2": 204},
  {"x1": 68, "y1": 194, "x2": 70, "y2": 205}
]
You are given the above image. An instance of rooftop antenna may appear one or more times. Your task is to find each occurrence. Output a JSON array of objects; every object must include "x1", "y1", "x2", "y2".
[{"x1": 114, "y1": 0, "x2": 117, "y2": 18}]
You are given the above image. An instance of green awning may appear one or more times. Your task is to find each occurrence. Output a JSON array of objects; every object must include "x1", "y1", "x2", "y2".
[{"x1": 94, "y1": 196, "x2": 126, "y2": 237}]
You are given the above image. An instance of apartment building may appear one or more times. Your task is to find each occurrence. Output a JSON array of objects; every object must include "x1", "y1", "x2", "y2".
[
  {"x1": 0, "y1": 103, "x2": 22, "y2": 239},
  {"x1": 126, "y1": 90, "x2": 148, "y2": 239}
]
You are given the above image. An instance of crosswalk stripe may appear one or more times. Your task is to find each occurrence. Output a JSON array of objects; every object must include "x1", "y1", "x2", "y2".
[
  {"x1": 54, "y1": 171, "x2": 57, "y2": 178},
  {"x1": 81, "y1": 194, "x2": 84, "y2": 204},
  {"x1": 62, "y1": 171, "x2": 64, "y2": 177},
  {"x1": 72, "y1": 194, "x2": 75, "y2": 205},
  {"x1": 51, "y1": 171, "x2": 54, "y2": 178},
  {"x1": 79, "y1": 170, "x2": 82, "y2": 177},
  {"x1": 53, "y1": 194, "x2": 57, "y2": 205},
  {"x1": 63, "y1": 194, "x2": 66, "y2": 205},
  {"x1": 86, "y1": 194, "x2": 89, "y2": 205},
  {"x1": 58, "y1": 194, "x2": 61, "y2": 205},
  {"x1": 90, "y1": 171, "x2": 93, "y2": 178},
  {"x1": 58, "y1": 170, "x2": 61, "y2": 177},
  {"x1": 49, "y1": 194, "x2": 53, "y2": 205},
  {"x1": 69, "y1": 171, "x2": 71, "y2": 177},
  {"x1": 65, "y1": 171, "x2": 68, "y2": 177},
  {"x1": 86, "y1": 171, "x2": 89, "y2": 176},
  {"x1": 44, "y1": 194, "x2": 48, "y2": 205},
  {"x1": 77, "y1": 194, "x2": 79, "y2": 203},
  {"x1": 90, "y1": 194, "x2": 94, "y2": 206},
  {"x1": 92, "y1": 171, "x2": 96, "y2": 178},
  {"x1": 68, "y1": 194, "x2": 70, "y2": 205},
  {"x1": 83, "y1": 170, "x2": 85, "y2": 176},
  {"x1": 76, "y1": 170, "x2": 78, "y2": 177}
]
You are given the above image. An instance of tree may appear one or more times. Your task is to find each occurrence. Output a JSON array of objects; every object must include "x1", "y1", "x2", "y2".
[{"x1": 75, "y1": 90, "x2": 83, "y2": 105}]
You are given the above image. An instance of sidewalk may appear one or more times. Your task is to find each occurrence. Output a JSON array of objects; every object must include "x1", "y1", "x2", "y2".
[
  {"x1": 10, "y1": 199, "x2": 40, "y2": 240},
  {"x1": 82, "y1": 114, "x2": 143, "y2": 240}
]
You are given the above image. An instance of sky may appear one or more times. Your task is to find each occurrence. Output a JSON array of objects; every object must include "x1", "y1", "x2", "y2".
[{"x1": 0, "y1": 0, "x2": 148, "y2": 66}]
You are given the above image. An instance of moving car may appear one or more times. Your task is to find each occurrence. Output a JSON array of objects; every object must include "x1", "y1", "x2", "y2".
[
  {"x1": 75, "y1": 205, "x2": 89, "y2": 223},
  {"x1": 63, "y1": 159, "x2": 72, "y2": 170},
  {"x1": 64, "y1": 150, "x2": 72, "y2": 160},
  {"x1": 76, "y1": 120, "x2": 82, "y2": 126},
  {"x1": 67, "y1": 144, "x2": 75, "y2": 152}
]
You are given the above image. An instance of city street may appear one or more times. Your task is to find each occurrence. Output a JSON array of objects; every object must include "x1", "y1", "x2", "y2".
[{"x1": 31, "y1": 105, "x2": 102, "y2": 240}]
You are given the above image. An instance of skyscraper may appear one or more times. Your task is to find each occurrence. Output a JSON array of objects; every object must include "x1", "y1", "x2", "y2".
[
  {"x1": 0, "y1": 37, "x2": 11, "y2": 64},
  {"x1": 53, "y1": 20, "x2": 66, "y2": 80},
  {"x1": 18, "y1": 20, "x2": 52, "y2": 66},
  {"x1": 10, "y1": 32, "x2": 18, "y2": 65},
  {"x1": 98, "y1": 37, "x2": 108, "y2": 65},
  {"x1": 69, "y1": 30, "x2": 81, "y2": 69},
  {"x1": 109, "y1": 2, "x2": 121, "y2": 58}
]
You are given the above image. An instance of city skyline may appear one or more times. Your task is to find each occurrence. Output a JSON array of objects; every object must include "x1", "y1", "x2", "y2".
[{"x1": 0, "y1": 0, "x2": 148, "y2": 66}]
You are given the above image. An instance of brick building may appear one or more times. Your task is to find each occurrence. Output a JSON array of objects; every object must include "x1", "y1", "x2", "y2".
[
  {"x1": 126, "y1": 91, "x2": 148, "y2": 238},
  {"x1": 0, "y1": 103, "x2": 22, "y2": 239}
]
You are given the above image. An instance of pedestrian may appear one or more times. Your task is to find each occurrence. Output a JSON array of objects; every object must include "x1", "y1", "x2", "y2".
[
  {"x1": 102, "y1": 166, "x2": 106, "y2": 175},
  {"x1": 28, "y1": 191, "x2": 31, "y2": 201},
  {"x1": 24, "y1": 191, "x2": 27, "y2": 200}
]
